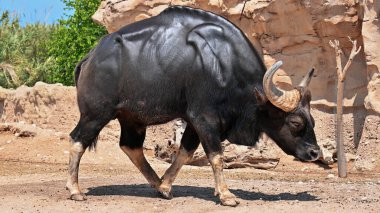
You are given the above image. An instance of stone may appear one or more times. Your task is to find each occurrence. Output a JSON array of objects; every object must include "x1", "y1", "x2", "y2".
[{"x1": 318, "y1": 139, "x2": 336, "y2": 165}]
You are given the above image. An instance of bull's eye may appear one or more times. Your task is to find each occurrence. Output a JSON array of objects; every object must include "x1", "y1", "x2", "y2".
[
  {"x1": 290, "y1": 121, "x2": 301, "y2": 129},
  {"x1": 287, "y1": 115, "x2": 304, "y2": 131}
]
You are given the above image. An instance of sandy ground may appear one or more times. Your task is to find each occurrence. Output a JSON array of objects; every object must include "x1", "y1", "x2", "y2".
[{"x1": 1, "y1": 130, "x2": 379, "y2": 213}]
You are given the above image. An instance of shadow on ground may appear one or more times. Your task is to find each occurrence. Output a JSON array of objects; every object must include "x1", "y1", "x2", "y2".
[{"x1": 86, "y1": 184, "x2": 319, "y2": 203}]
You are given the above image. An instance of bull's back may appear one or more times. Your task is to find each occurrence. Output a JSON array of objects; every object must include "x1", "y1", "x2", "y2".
[{"x1": 108, "y1": 8, "x2": 224, "y2": 122}]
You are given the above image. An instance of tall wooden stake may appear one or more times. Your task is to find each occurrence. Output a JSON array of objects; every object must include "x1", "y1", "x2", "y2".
[{"x1": 329, "y1": 38, "x2": 361, "y2": 178}]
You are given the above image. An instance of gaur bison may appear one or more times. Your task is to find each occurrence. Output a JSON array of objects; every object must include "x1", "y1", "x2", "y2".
[{"x1": 66, "y1": 6, "x2": 320, "y2": 206}]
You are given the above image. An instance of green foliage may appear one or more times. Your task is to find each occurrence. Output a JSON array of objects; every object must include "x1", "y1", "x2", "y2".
[
  {"x1": 0, "y1": 0, "x2": 106, "y2": 88},
  {"x1": 0, "y1": 11, "x2": 57, "y2": 88},
  {"x1": 49, "y1": 0, "x2": 107, "y2": 85}
]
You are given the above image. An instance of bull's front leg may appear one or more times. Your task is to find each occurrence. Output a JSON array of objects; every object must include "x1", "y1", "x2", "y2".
[
  {"x1": 188, "y1": 111, "x2": 240, "y2": 206},
  {"x1": 206, "y1": 151, "x2": 240, "y2": 206}
]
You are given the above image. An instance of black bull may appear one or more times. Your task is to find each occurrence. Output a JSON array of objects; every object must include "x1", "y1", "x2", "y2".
[{"x1": 66, "y1": 6, "x2": 321, "y2": 206}]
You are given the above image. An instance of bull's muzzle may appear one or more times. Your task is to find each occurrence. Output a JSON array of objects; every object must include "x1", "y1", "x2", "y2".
[{"x1": 306, "y1": 147, "x2": 321, "y2": 161}]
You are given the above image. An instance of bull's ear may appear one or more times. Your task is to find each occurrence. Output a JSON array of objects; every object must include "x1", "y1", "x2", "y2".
[
  {"x1": 254, "y1": 88, "x2": 267, "y2": 105},
  {"x1": 301, "y1": 89, "x2": 312, "y2": 105}
]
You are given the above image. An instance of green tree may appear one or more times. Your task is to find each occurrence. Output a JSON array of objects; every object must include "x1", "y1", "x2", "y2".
[{"x1": 49, "y1": 0, "x2": 107, "y2": 85}]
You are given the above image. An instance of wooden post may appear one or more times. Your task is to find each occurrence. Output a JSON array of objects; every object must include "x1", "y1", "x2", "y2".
[{"x1": 329, "y1": 38, "x2": 361, "y2": 178}]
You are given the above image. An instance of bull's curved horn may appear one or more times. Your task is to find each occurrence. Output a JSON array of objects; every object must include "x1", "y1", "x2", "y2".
[
  {"x1": 298, "y1": 68, "x2": 315, "y2": 88},
  {"x1": 263, "y1": 61, "x2": 301, "y2": 112}
]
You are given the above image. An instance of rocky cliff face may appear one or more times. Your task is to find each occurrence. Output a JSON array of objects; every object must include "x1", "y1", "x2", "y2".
[
  {"x1": 93, "y1": 0, "x2": 369, "y2": 108},
  {"x1": 362, "y1": 0, "x2": 380, "y2": 113},
  {"x1": 92, "y1": 0, "x2": 380, "y2": 170}
]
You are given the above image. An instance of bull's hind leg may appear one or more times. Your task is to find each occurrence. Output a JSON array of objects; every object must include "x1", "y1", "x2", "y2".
[
  {"x1": 66, "y1": 140, "x2": 86, "y2": 200},
  {"x1": 67, "y1": 115, "x2": 114, "y2": 201},
  {"x1": 158, "y1": 125, "x2": 200, "y2": 199},
  {"x1": 118, "y1": 119, "x2": 162, "y2": 190}
]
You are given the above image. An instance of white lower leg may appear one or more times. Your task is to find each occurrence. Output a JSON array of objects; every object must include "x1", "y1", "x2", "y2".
[
  {"x1": 66, "y1": 142, "x2": 85, "y2": 198},
  {"x1": 209, "y1": 153, "x2": 240, "y2": 206}
]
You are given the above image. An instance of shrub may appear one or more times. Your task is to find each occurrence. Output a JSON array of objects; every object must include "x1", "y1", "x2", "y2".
[
  {"x1": 0, "y1": 0, "x2": 106, "y2": 87},
  {"x1": 0, "y1": 11, "x2": 56, "y2": 88}
]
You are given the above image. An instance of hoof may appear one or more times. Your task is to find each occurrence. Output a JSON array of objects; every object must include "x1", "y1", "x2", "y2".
[
  {"x1": 220, "y1": 197, "x2": 240, "y2": 207},
  {"x1": 70, "y1": 193, "x2": 87, "y2": 201},
  {"x1": 219, "y1": 193, "x2": 240, "y2": 207},
  {"x1": 158, "y1": 187, "x2": 173, "y2": 199}
]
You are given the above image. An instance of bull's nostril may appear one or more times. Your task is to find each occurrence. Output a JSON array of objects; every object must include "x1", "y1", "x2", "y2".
[{"x1": 309, "y1": 149, "x2": 320, "y2": 159}]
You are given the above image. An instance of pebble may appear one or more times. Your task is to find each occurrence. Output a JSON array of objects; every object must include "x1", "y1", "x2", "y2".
[
  {"x1": 56, "y1": 132, "x2": 66, "y2": 140},
  {"x1": 327, "y1": 174, "x2": 335, "y2": 179}
]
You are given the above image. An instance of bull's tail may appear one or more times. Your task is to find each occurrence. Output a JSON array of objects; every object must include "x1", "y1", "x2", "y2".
[
  {"x1": 74, "y1": 48, "x2": 95, "y2": 87},
  {"x1": 74, "y1": 58, "x2": 86, "y2": 87}
]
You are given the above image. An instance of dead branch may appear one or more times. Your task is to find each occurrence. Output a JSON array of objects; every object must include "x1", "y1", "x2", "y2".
[
  {"x1": 240, "y1": 0, "x2": 250, "y2": 20},
  {"x1": 0, "y1": 63, "x2": 20, "y2": 85},
  {"x1": 329, "y1": 40, "x2": 343, "y2": 80},
  {"x1": 329, "y1": 37, "x2": 362, "y2": 178},
  {"x1": 341, "y1": 38, "x2": 361, "y2": 81}
]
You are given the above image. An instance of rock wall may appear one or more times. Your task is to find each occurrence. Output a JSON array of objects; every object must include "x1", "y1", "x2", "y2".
[
  {"x1": 93, "y1": 0, "x2": 369, "y2": 107},
  {"x1": 90, "y1": 0, "x2": 380, "y2": 170},
  {"x1": 362, "y1": 0, "x2": 380, "y2": 113},
  {"x1": 0, "y1": 82, "x2": 78, "y2": 133},
  {"x1": 356, "y1": 0, "x2": 380, "y2": 171}
]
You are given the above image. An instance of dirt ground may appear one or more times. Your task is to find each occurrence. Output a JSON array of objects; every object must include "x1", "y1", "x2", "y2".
[{"x1": 1, "y1": 127, "x2": 379, "y2": 213}]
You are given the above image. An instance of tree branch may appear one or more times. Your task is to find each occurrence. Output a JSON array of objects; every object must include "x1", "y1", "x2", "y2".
[
  {"x1": 341, "y1": 38, "x2": 361, "y2": 81},
  {"x1": 329, "y1": 40, "x2": 343, "y2": 80}
]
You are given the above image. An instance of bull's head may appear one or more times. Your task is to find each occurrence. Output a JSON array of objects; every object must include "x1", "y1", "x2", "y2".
[{"x1": 256, "y1": 61, "x2": 321, "y2": 161}]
